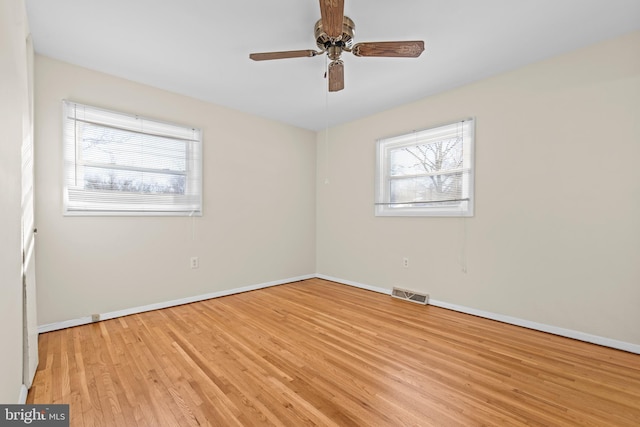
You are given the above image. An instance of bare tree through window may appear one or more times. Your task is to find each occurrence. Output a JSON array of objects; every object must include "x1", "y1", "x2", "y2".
[
  {"x1": 376, "y1": 118, "x2": 473, "y2": 217},
  {"x1": 389, "y1": 136, "x2": 464, "y2": 206},
  {"x1": 79, "y1": 123, "x2": 187, "y2": 195}
]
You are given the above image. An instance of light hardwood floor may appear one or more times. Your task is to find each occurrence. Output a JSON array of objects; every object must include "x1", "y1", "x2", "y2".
[{"x1": 28, "y1": 278, "x2": 640, "y2": 426}]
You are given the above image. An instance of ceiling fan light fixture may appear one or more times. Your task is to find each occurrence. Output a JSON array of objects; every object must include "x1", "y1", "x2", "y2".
[{"x1": 327, "y1": 45, "x2": 342, "y2": 60}]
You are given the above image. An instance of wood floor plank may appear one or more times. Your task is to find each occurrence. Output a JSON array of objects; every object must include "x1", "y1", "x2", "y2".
[{"x1": 28, "y1": 278, "x2": 640, "y2": 426}]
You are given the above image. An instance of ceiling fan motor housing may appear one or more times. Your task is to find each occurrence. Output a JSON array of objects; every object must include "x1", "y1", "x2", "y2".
[{"x1": 315, "y1": 16, "x2": 355, "y2": 57}]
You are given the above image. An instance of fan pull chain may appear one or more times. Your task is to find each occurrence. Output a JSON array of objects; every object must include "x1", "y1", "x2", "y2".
[{"x1": 324, "y1": 54, "x2": 330, "y2": 184}]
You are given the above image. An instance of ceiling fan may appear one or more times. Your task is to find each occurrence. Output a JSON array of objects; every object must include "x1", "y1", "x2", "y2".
[{"x1": 249, "y1": 0, "x2": 425, "y2": 92}]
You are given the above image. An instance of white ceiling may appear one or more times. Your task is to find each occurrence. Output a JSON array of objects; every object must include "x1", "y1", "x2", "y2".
[{"x1": 25, "y1": 0, "x2": 640, "y2": 131}]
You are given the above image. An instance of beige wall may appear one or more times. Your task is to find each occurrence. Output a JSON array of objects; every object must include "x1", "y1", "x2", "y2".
[
  {"x1": 34, "y1": 56, "x2": 317, "y2": 325},
  {"x1": 33, "y1": 31, "x2": 639, "y2": 348},
  {"x1": 0, "y1": 0, "x2": 29, "y2": 403},
  {"x1": 317, "y1": 31, "x2": 640, "y2": 345}
]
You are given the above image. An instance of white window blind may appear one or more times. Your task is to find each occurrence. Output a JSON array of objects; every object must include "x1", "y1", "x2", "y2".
[
  {"x1": 375, "y1": 118, "x2": 474, "y2": 217},
  {"x1": 63, "y1": 100, "x2": 202, "y2": 216}
]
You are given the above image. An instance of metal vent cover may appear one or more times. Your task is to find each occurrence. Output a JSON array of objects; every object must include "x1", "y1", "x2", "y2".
[{"x1": 391, "y1": 287, "x2": 429, "y2": 305}]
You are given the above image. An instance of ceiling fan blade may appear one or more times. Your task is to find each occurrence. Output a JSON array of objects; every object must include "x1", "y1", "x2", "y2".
[
  {"x1": 319, "y1": 0, "x2": 345, "y2": 39},
  {"x1": 328, "y1": 60, "x2": 344, "y2": 92},
  {"x1": 352, "y1": 41, "x2": 425, "y2": 58},
  {"x1": 249, "y1": 50, "x2": 319, "y2": 61}
]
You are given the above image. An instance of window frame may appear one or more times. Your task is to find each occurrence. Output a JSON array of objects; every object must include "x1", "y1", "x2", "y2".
[
  {"x1": 62, "y1": 100, "x2": 203, "y2": 216},
  {"x1": 375, "y1": 118, "x2": 475, "y2": 217}
]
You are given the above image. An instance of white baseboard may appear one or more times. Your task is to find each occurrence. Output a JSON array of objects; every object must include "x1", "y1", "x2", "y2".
[
  {"x1": 427, "y1": 299, "x2": 640, "y2": 354},
  {"x1": 38, "y1": 274, "x2": 315, "y2": 334},
  {"x1": 39, "y1": 316, "x2": 94, "y2": 333},
  {"x1": 36, "y1": 273, "x2": 639, "y2": 355},
  {"x1": 18, "y1": 384, "x2": 28, "y2": 404},
  {"x1": 315, "y1": 274, "x2": 392, "y2": 295},
  {"x1": 317, "y1": 274, "x2": 640, "y2": 355}
]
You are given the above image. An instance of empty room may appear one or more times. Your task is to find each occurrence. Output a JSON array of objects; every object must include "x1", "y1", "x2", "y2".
[{"x1": 2, "y1": 0, "x2": 640, "y2": 425}]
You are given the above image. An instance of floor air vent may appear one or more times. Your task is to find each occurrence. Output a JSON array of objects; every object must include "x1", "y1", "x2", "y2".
[{"x1": 391, "y1": 287, "x2": 429, "y2": 305}]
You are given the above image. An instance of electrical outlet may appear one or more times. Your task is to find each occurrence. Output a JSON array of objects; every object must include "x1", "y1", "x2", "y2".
[
  {"x1": 91, "y1": 314, "x2": 100, "y2": 322},
  {"x1": 403, "y1": 257, "x2": 409, "y2": 268},
  {"x1": 190, "y1": 256, "x2": 199, "y2": 269}
]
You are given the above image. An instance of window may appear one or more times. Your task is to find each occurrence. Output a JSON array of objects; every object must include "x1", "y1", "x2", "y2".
[
  {"x1": 375, "y1": 118, "x2": 474, "y2": 217},
  {"x1": 63, "y1": 101, "x2": 202, "y2": 216}
]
